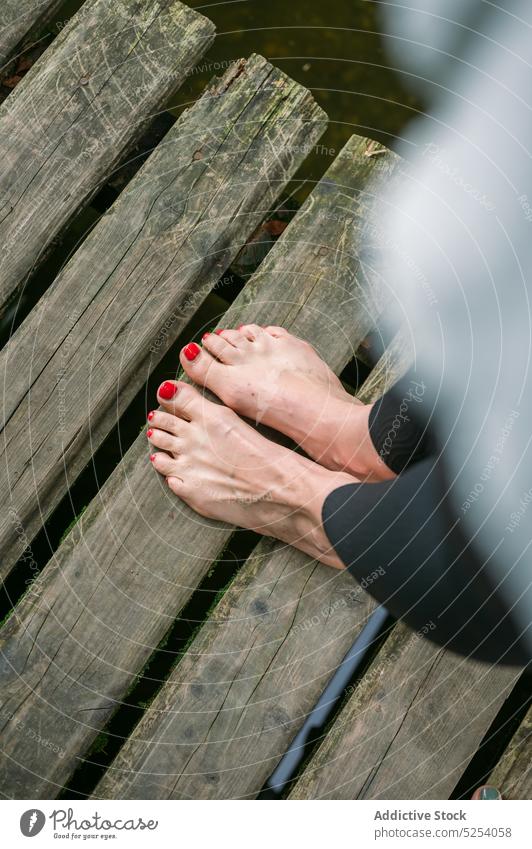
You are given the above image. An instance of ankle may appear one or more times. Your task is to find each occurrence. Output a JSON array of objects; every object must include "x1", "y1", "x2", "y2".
[
  {"x1": 280, "y1": 458, "x2": 351, "y2": 568},
  {"x1": 330, "y1": 400, "x2": 396, "y2": 482}
]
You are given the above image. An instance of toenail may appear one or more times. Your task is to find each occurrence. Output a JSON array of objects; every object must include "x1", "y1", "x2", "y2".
[
  {"x1": 214, "y1": 329, "x2": 224, "y2": 335},
  {"x1": 183, "y1": 342, "x2": 201, "y2": 361},
  {"x1": 146, "y1": 428, "x2": 153, "y2": 438},
  {"x1": 159, "y1": 381, "x2": 178, "y2": 400},
  {"x1": 147, "y1": 411, "x2": 155, "y2": 421},
  {"x1": 201, "y1": 332, "x2": 210, "y2": 341},
  {"x1": 150, "y1": 454, "x2": 156, "y2": 462}
]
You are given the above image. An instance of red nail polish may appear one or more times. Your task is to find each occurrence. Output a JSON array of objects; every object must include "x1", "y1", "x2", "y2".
[
  {"x1": 147, "y1": 428, "x2": 153, "y2": 438},
  {"x1": 147, "y1": 411, "x2": 154, "y2": 421},
  {"x1": 159, "y1": 381, "x2": 178, "y2": 400},
  {"x1": 150, "y1": 454, "x2": 156, "y2": 462},
  {"x1": 214, "y1": 329, "x2": 224, "y2": 335},
  {"x1": 202, "y1": 332, "x2": 210, "y2": 341},
  {"x1": 183, "y1": 342, "x2": 200, "y2": 361}
]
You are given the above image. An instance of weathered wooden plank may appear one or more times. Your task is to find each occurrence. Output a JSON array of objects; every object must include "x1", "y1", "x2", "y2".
[
  {"x1": 0, "y1": 53, "x2": 328, "y2": 580},
  {"x1": 0, "y1": 133, "x2": 399, "y2": 798},
  {"x1": 289, "y1": 623, "x2": 518, "y2": 799},
  {"x1": 93, "y1": 351, "x2": 406, "y2": 800},
  {"x1": 0, "y1": 1, "x2": 63, "y2": 68},
  {"x1": 94, "y1": 541, "x2": 376, "y2": 799},
  {"x1": 489, "y1": 704, "x2": 532, "y2": 799},
  {"x1": 0, "y1": 0, "x2": 216, "y2": 315}
]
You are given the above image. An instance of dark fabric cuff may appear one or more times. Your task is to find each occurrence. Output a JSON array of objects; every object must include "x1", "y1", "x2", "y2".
[
  {"x1": 321, "y1": 462, "x2": 530, "y2": 666},
  {"x1": 368, "y1": 371, "x2": 433, "y2": 474}
]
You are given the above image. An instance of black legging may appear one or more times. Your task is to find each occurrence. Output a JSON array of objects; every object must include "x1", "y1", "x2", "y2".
[{"x1": 322, "y1": 371, "x2": 531, "y2": 666}]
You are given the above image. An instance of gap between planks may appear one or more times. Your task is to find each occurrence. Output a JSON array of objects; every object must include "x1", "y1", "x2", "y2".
[
  {"x1": 488, "y1": 701, "x2": 532, "y2": 799},
  {"x1": 0, "y1": 0, "x2": 64, "y2": 69}
]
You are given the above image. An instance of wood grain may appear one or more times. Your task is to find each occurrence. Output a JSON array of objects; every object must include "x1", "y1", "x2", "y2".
[
  {"x1": 0, "y1": 1, "x2": 63, "y2": 68},
  {"x1": 0, "y1": 0, "x2": 215, "y2": 315},
  {"x1": 289, "y1": 623, "x2": 518, "y2": 799},
  {"x1": 489, "y1": 703, "x2": 532, "y2": 799},
  {"x1": 0, "y1": 53, "x2": 327, "y2": 579},
  {"x1": 95, "y1": 540, "x2": 376, "y2": 799},
  {"x1": 0, "y1": 133, "x2": 400, "y2": 798}
]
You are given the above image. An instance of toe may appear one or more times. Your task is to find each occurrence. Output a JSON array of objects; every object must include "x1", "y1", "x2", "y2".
[
  {"x1": 201, "y1": 331, "x2": 241, "y2": 363},
  {"x1": 179, "y1": 340, "x2": 225, "y2": 391},
  {"x1": 157, "y1": 380, "x2": 179, "y2": 403},
  {"x1": 150, "y1": 451, "x2": 181, "y2": 478},
  {"x1": 217, "y1": 328, "x2": 248, "y2": 348},
  {"x1": 156, "y1": 380, "x2": 205, "y2": 421},
  {"x1": 166, "y1": 475, "x2": 187, "y2": 498},
  {"x1": 237, "y1": 323, "x2": 263, "y2": 341},
  {"x1": 147, "y1": 409, "x2": 187, "y2": 436},
  {"x1": 263, "y1": 325, "x2": 289, "y2": 338},
  {"x1": 147, "y1": 427, "x2": 181, "y2": 455}
]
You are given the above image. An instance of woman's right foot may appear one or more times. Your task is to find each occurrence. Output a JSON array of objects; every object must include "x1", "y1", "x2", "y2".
[
  {"x1": 148, "y1": 381, "x2": 351, "y2": 570},
  {"x1": 178, "y1": 324, "x2": 394, "y2": 482}
]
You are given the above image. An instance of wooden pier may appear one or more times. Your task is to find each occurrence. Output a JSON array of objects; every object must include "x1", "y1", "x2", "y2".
[{"x1": 0, "y1": 0, "x2": 529, "y2": 800}]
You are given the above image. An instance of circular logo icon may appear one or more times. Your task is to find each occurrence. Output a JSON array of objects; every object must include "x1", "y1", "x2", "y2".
[{"x1": 20, "y1": 810, "x2": 46, "y2": 837}]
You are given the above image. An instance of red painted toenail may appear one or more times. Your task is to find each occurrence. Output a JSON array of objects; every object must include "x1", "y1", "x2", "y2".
[
  {"x1": 202, "y1": 332, "x2": 210, "y2": 341},
  {"x1": 146, "y1": 428, "x2": 153, "y2": 438},
  {"x1": 150, "y1": 454, "x2": 156, "y2": 462},
  {"x1": 159, "y1": 381, "x2": 178, "y2": 400},
  {"x1": 183, "y1": 342, "x2": 201, "y2": 361},
  {"x1": 214, "y1": 329, "x2": 224, "y2": 335},
  {"x1": 147, "y1": 411, "x2": 155, "y2": 421}
]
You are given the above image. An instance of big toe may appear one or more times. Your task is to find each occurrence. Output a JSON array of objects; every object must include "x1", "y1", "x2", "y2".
[
  {"x1": 156, "y1": 380, "x2": 206, "y2": 421},
  {"x1": 179, "y1": 340, "x2": 224, "y2": 393}
]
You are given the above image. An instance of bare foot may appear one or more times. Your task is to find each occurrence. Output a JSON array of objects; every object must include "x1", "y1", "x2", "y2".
[
  {"x1": 178, "y1": 325, "x2": 394, "y2": 482},
  {"x1": 147, "y1": 380, "x2": 355, "y2": 569}
]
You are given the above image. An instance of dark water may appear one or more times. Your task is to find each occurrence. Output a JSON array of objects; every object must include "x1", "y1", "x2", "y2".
[
  {"x1": 184, "y1": 1, "x2": 419, "y2": 152},
  {"x1": 51, "y1": 0, "x2": 419, "y2": 168}
]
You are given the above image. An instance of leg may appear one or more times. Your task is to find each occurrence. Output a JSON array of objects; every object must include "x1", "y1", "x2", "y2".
[{"x1": 322, "y1": 460, "x2": 531, "y2": 666}]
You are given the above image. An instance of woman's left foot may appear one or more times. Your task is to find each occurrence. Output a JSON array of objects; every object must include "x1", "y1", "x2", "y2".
[{"x1": 147, "y1": 380, "x2": 355, "y2": 569}]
